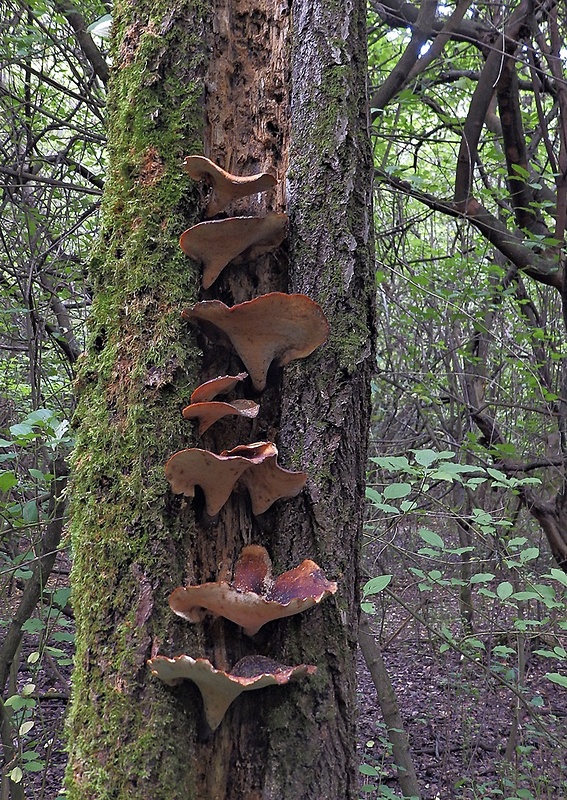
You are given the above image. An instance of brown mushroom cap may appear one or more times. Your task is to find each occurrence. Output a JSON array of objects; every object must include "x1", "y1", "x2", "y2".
[
  {"x1": 169, "y1": 544, "x2": 337, "y2": 636},
  {"x1": 182, "y1": 399, "x2": 260, "y2": 435},
  {"x1": 190, "y1": 372, "x2": 248, "y2": 404},
  {"x1": 148, "y1": 653, "x2": 317, "y2": 730},
  {"x1": 237, "y1": 451, "x2": 307, "y2": 515},
  {"x1": 220, "y1": 443, "x2": 306, "y2": 514},
  {"x1": 221, "y1": 442, "x2": 306, "y2": 513},
  {"x1": 165, "y1": 442, "x2": 276, "y2": 516},
  {"x1": 182, "y1": 293, "x2": 330, "y2": 391},
  {"x1": 184, "y1": 155, "x2": 278, "y2": 217},
  {"x1": 180, "y1": 214, "x2": 288, "y2": 289},
  {"x1": 232, "y1": 543, "x2": 271, "y2": 592}
]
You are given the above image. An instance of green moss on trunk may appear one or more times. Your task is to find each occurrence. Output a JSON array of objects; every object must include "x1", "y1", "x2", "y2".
[{"x1": 65, "y1": 2, "x2": 209, "y2": 797}]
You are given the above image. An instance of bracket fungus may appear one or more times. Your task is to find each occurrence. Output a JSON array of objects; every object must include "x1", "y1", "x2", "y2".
[
  {"x1": 169, "y1": 544, "x2": 337, "y2": 635},
  {"x1": 184, "y1": 155, "x2": 278, "y2": 217},
  {"x1": 182, "y1": 372, "x2": 259, "y2": 435},
  {"x1": 182, "y1": 399, "x2": 259, "y2": 435},
  {"x1": 222, "y1": 443, "x2": 307, "y2": 515},
  {"x1": 180, "y1": 213, "x2": 288, "y2": 289},
  {"x1": 148, "y1": 653, "x2": 317, "y2": 730},
  {"x1": 165, "y1": 442, "x2": 276, "y2": 516},
  {"x1": 182, "y1": 292, "x2": 330, "y2": 391},
  {"x1": 165, "y1": 442, "x2": 306, "y2": 516},
  {"x1": 190, "y1": 372, "x2": 248, "y2": 404}
]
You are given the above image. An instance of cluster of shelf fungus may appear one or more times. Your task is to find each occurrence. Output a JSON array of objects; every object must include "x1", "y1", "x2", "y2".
[{"x1": 147, "y1": 156, "x2": 337, "y2": 731}]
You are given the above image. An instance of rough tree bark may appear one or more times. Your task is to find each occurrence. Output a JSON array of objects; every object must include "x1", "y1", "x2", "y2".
[{"x1": 66, "y1": 0, "x2": 375, "y2": 798}]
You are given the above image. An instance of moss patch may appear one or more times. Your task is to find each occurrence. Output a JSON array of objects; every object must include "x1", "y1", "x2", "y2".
[{"x1": 65, "y1": 1, "x2": 210, "y2": 798}]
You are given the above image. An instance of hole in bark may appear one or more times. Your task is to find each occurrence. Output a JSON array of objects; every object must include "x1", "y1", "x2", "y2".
[{"x1": 93, "y1": 328, "x2": 107, "y2": 353}]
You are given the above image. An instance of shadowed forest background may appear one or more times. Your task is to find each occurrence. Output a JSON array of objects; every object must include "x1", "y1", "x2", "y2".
[{"x1": 1, "y1": 0, "x2": 567, "y2": 798}]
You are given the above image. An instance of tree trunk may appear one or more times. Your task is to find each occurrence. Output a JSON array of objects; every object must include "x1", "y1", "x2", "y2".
[
  {"x1": 66, "y1": 0, "x2": 375, "y2": 797},
  {"x1": 358, "y1": 614, "x2": 421, "y2": 799}
]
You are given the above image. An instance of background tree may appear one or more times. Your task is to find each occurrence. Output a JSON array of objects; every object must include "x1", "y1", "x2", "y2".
[
  {"x1": 65, "y1": 0, "x2": 375, "y2": 798},
  {"x1": 369, "y1": 0, "x2": 567, "y2": 571},
  {"x1": 0, "y1": 3, "x2": 106, "y2": 795}
]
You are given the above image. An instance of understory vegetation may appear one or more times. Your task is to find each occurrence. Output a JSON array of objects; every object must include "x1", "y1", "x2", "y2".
[{"x1": 1, "y1": 1, "x2": 566, "y2": 798}]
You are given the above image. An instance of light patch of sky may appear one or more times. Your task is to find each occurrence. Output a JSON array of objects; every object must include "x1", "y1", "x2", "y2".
[{"x1": 384, "y1": 32, "x2": 431, "y2": 57}]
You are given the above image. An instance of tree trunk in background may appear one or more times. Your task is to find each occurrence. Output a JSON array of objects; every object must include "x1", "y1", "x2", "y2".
[{"x1": 66, "y1": 0, "x2": 375, "y2": 797}]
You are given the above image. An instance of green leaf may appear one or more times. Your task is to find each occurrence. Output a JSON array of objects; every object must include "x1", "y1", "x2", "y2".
[
  {"x1": 23, "y1": 762, "x2": 44, "y2": 773},
  {"x1": 497, "y1": 581, "x2": 513, "y2": 600},
  {"x1": 9, "y1": 423, "x2": 34, "y2": 438},
  {"x1": 413, "y1": 448, "x2": 440, "y2": 467},
  {"x1": 0, "y1": 470, "x2": 17, "y2": 491},
  {"x1": 22, "y1": 618, "x2": 45, "y2": 633},
  {"x1": 508, "y1": 537, "x2": 528, "y2": 547},
  {"x1": 22, "y1": 500, "x2": 39, "y2": 524},
  {"x1": 51, "y1": 631, "x2": 74, "y2": 642},
  {"x1": 28, "y1": 467, "x2": 47, "y2": 481},
  {"x1": 365, "y1": 486, "x2": 382, "y2": 503},
  {"x1": 51, "y1": 587, "x2": 72, "y2": 607},
  {"x1": 513, "y1": 591, "x2": 541, "y2": 601},
  {"x1": 25, "y1": 408, "x2": 56, "y2": 426},
  {"x1": 359, "y1": 764, "x2": 379, "y2": 776},
  {"x1": 370, "y1": 456, "x2": 411, "y2": 471},
  {"x1": 492, "y1": 645, "x2": 515, "y2": 656},
  {"x1": 4, "y1": 695, "x2": 33, "y2": 711},
  {"x1": 470, "y1": 573, "x2": 495, "y2": 584},
  {"x1": 545, "y1": 672, "x2": 567, "y2": 688},
  {"x1": 487, "y1": 467, "x2": 508, "y2": 482},
  {"x1": 19, "y1": 720, "x2": 34, "y2": 736},
  {"x1": 9, "y1": 767, "x2": 23, "y2": 784},
  {"x1": 519, "y1": 547, "x2": 539, "y2": 563},
  {"x1": 534, "y1": 649, "x2": 558, "y2": 659},
  {"x1": 546, "y1": 568, "x2": 567, "y2": 587},
  {"x1": 363, "y1": 575, "x2": 392, "y2": 597},
  {"x1": 511, "y1": 163, "x2": 529, "y2": 178},
  {"x1": 376, "y1": 503, "x2": 400, "y2": 514},
  {"x1": 383, "y1": 482, "x2": 411, "y2": 499},
  {"x1": 21, "y1": 750, "x2": 41, "y2": 761},
  {"x1": 418, "y1": 527, "x2": 445, "y2": 549}
]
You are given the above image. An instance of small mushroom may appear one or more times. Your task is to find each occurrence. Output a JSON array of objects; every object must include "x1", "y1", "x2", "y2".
[
  {"x1": 221, "y1": 443, "x2": 307, "y2": 514},
  {"x1": 169, "y1": 544, "x2": 337, "y2": 635},
  {"x1": 182, "y1": 372, "x2": 259, "y2": 435},
  {"x1": 148, "y1": 653, "x2": 317, "y2": 730},
  {"x1": 165, "y1": 442, "x2": 276, "y2": 516},
  {"x1": 180, "y1": 214, "x2": 288, "y2": 289},
  {"x1": 184, "y1": 155, "x2": 278, "y2": 217},
  {"x1": 182, "y1": 293, "x2": 330, "y2": 391},
  {"x1": 190, "y1": 372, "x2": 248, "y2": 404},
  {"x1": 182, "y1": 399, "x2": 260, "y2": 435}
]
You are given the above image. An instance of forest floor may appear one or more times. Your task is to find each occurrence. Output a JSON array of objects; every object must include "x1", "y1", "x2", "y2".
[
  {"x1": 356, "y1": 636, "x2": 567, "y2": 799},
  {"x1": 3, "y1": 558, "x2": 567, "y2": 800}
]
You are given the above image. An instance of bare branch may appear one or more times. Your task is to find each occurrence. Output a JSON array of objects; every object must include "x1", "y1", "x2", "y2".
[{"x1": 52, "y1": 1, "x2": 109, "y2": 86}]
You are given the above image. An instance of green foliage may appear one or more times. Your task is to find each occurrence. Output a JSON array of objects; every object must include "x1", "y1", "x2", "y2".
[
  {"x1": 363, "y1": 443, "x2": 567, "y2": 796},
  {"x1": 358, "y1": 723, "x2": 419, "y2": 800}
]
